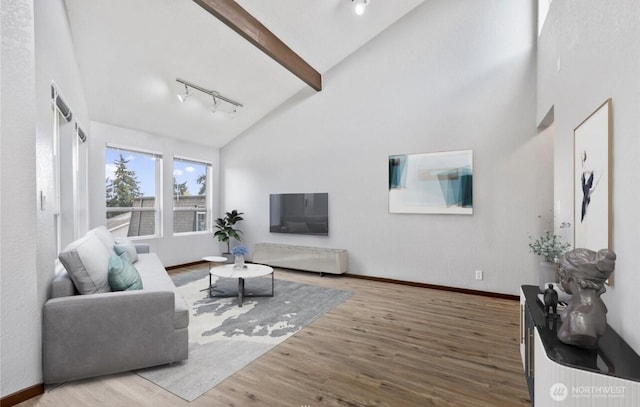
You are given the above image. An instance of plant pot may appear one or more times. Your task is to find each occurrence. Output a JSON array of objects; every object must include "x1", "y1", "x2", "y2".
[{"x1": 539, "y1": 261, "x2": 558, "y2": 291}]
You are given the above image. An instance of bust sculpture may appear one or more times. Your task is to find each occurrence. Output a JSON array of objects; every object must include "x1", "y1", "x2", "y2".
[{"x1": 557, "y1": 248, "x2": 616, "y2": 349}]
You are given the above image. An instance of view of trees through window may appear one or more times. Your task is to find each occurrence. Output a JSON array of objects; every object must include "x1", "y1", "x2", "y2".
[
  {"x1": 105, "y1": 147, "x2": 159, "y2": 238},
  {"x1": 106, "y1": 154, "x2": 142, "y2": 212},
  {"x1": 105, "y1": 147, "x2": 211, "y2": 237},
  {"x1": 173, "y1": 157, "x2": 210, "y2": 233}
]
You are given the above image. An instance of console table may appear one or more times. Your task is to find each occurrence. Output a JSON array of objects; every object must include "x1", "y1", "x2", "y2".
[
  {"x1": 253, "y1": 243, "x2": 347, "y2": 275},
  {"x1": 520, "y1": 285, "x2": 640, "y2": 406}
]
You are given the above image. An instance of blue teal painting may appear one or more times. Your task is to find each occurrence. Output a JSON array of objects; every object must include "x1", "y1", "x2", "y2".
[{"x1": 389, "y1": 150, "x2": 473, "y2": 214}]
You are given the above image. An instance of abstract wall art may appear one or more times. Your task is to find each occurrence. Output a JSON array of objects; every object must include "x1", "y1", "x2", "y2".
[
  {"x1": 388, "y1": 150, "x2": 473, "y2": 214},
  {"x1": 573, "y1": 99, "x2": 612, "y2": 252}
]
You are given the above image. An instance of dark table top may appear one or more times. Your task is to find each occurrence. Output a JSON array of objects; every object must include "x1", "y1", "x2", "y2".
[{"x1": 522, "y1": 285, "x2": 640, "y2": 383}]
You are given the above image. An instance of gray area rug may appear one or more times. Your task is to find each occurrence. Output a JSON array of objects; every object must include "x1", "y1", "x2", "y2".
[{"x1": 136, "y1": 269, "x2": 352, "y2": 401}]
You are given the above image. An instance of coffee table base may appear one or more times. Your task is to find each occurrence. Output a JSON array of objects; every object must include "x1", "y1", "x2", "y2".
[{"x1": 209, "y1": 272, "x2": 274, "y2": 307}]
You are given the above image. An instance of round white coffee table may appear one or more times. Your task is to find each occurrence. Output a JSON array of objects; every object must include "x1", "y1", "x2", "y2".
[{"x1": 209, "y1": 263, "x2": 274, "y2": 307}]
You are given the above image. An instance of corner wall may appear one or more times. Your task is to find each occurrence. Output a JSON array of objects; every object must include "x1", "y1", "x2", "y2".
[
  {"x1": 1, "y1": 0, "x2": 38, "y2": 396},
  {"x1": 221, "y1": 0, "x2": 548, "y2": 295},
  {"x1": 538, "y1": 0, "x2": 640, "y2": 353}
]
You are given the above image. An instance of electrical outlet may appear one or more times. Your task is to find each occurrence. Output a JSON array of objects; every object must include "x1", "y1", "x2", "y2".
[{"x1": 475, "y1": 270, "x2": 483, "y2": 280}]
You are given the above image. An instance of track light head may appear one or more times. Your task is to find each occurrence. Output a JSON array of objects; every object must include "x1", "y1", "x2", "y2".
[
  {"x1": 177, "y1": 84, "x2": 191, "y2": 103},
  {"x1": 210, "y1": 96, "x2": 220, "y2": 113},
  {"x1": 353, "y1": 0, "x2": 368, "y2": 15}
]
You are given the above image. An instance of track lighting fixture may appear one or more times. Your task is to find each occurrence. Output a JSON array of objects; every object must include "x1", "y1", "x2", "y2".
[
  {"x1": 176, "y1": 83, "x2": 191, "y2": 103},
  {"x1": 176, "y1": 78, "x2": 243, "y2": 117},
  {"x1": 210, "y1": 95, "x2": 220, "y2": 113},
  {"x1": 353, "y1": 0, "x2": 369, "y2": 15}
]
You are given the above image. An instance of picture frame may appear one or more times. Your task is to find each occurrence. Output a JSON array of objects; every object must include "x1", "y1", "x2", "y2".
[
  {"x1": 573, "y1": 99, "x2": 612, "y2": 255},
  {"x1": 388, "y1": 149, "x2": 473, "y2": 214}
]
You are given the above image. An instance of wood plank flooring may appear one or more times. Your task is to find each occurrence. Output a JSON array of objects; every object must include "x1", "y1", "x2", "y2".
[{"x1": 18, "y1": 267, "x2": 531, "y2": 406}]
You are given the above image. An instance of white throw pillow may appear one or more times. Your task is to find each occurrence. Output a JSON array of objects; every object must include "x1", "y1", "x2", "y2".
[
  {"x1": 91, "y1": 226, "x2": 117, "y2": 255},
  {"x1": 58, "y1": 234, "x2": 112, "y2": 294},
  {"x1": 114, "y1": 237, "x2": 139, "y2": 264}
]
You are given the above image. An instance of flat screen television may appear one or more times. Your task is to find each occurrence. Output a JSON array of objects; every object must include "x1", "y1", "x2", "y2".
[{"x1": 269, "y1": 193, "x2": 329, "y2": 236}]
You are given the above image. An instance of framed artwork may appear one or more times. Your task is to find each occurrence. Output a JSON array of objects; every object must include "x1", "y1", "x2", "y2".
[
  {"x1": 388, "y1": 150, "x2": 473, "y2": 214},
  {"x1": 573, "y1": 99, "x2": 612, "y2": 253}
]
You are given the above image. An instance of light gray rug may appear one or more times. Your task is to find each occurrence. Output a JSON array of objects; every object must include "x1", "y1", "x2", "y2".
[{"x1": 136, "y1": 269, "x2": 352, "y2": 401}]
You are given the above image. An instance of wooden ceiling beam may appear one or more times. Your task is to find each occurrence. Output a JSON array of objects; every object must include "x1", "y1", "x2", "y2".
[{"x1": 193, "y1": 0, "x2": 322, "y2": 91}]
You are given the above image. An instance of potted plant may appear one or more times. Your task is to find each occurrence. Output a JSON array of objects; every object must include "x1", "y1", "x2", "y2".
[
  {"x1": 213, "y1": 210, "x2": 244, "y2": 261},
  {"x1": 529, "y1": 230, "x2": 571, "y2": 291}
]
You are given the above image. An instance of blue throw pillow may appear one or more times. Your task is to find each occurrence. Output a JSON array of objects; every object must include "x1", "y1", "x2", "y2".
[{"x1": 108, "y1": 255, "x2": 143, "y2": 291}]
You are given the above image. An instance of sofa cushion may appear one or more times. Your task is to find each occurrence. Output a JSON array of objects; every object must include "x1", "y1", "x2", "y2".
[
  {"x1": 136, "y1": 253, "x2": 189, "y2": 330},
  {"x1": 114, "y1": 237, "x2": 139, "y2": 264},
  {"x1": 51, "y1": 260, "x2": 77, "y2": 298},
  {"x1": 91, "y1": 226, "x2": 117, "y2": 255},
  {"x1": 58, "y1": 233, "x2": 112, "y2": 295},
  {"x1": 108, "y1": 255, "x2": 143, "y2": 291}
]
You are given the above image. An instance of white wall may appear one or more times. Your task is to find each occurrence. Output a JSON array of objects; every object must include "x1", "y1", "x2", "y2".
[
  {"x1": 0, "y1": 0, "x2": 39, "y2": 397},
  {"x1": 221, "y1": 0, "x2": 549, "y2": 295},
  {"x1": 89, "y1": 122, "x2": 220, "y2": 267},
  {"x1": 538, "y1": 0, "x2": 640, "y2": 353},
  {"x1": 34, "y1": 0, "x2": 90, "y2": 302},
  {"x1": 0, "y1": 0, "x2": 91, "y2": 396}
]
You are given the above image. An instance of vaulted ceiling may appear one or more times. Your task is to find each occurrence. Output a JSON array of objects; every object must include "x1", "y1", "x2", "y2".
[{"x1": 63, "y1": 0, "x2": 424, "y2": 147}]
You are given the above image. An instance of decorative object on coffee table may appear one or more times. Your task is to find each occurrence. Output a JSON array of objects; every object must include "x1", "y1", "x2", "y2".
[
  {"x1": 528, "y1": 230, "x2": 571, "y2": 291},
  {"x1": 231, "y1": 245, "x2": 248, "y2": 269},
  {"x1": 557, "y1": 248, "x2": 616, "y2": 349}
]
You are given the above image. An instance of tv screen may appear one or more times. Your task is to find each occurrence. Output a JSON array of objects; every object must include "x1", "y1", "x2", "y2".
[{"x1": 269, "y1": 193, "x2": 329, "y2": 236}]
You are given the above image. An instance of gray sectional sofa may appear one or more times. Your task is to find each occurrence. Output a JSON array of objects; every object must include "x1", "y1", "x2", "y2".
[{"x1": 43, "y1": 226, "x2": 188, "y2": 384}]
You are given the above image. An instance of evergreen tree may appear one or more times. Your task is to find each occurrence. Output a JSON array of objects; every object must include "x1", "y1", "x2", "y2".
[
  {"x1": 106, "y1": 154, "x2": 142, "y2": 210},
  {"x1": 196, "y1": 173, "x2": 206, "y2": 195}
]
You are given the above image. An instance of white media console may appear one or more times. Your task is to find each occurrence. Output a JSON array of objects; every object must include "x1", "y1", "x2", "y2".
[{"x1": 253, "y1": 243, "x2": 348, "y2": 275}]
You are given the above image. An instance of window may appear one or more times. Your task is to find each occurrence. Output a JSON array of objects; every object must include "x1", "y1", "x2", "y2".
[
  {"x1": 173, "y1": 157, "x2": 212, "y2": 234},
  {"x1": 52, "y1": 84, "x2": 89, "y2": 252},
  {"x1": 105, "y1": 146, "x2": 162, "y2": 238}
]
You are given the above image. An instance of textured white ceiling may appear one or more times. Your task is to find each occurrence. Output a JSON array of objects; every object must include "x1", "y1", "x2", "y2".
[{"x1": 64, "y1": 0, "x2": 424, "y2": 147}]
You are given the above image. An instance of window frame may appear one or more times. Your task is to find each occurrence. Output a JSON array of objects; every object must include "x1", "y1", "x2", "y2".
[
  {"x1": 172, "y1": 155, "x2": 213, "y2": 236},
  {"x1": 105, "y1": 144, "x2": 163, "y2": 239}
]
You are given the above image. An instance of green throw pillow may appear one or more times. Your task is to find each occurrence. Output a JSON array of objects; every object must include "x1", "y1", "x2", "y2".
[{"x1": 108, "y1": 255, "x2": 143, "y2": 291}]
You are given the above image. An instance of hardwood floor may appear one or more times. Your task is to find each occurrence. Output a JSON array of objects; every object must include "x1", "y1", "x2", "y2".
[{"x1": 19, "y1": 267, "x2": 531, "y2": 406}]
